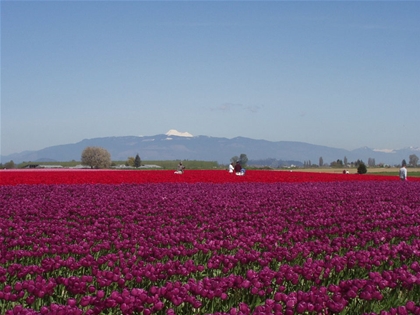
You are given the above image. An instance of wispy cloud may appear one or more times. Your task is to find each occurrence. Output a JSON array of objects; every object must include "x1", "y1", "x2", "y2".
[{"x1": 211, "y1": 103, "x2": 263, "y2": 113}]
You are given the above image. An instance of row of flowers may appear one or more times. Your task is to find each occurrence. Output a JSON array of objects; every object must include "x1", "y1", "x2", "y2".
[
  {"x1": 1, "y1": 180, "x2": 419, "y2": 314},
  {"x1": 1, "y1": 169, "x2": 417, "y2": 186}
]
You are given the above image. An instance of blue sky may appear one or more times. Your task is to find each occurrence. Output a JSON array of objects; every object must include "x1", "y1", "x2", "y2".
[{"x1": 1, "y1": 1, "x2": 419, "y2": 156}]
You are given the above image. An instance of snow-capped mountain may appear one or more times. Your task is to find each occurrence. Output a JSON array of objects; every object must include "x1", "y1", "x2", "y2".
[
  {"x1": 1, "y1": 130, "x2": 418, "y2": 165},
  {"x1": 165, "y1": 129, "x2": 193, "y2": 137}
]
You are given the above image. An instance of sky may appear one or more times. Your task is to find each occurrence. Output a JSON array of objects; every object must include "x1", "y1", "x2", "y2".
[{"x1": 1, "y1": 1, "x2": 419, "y2": 156}]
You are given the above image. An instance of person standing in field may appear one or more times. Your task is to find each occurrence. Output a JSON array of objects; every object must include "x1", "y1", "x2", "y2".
[
  {"x1": 399, "y1": 162, "x2": 407, "y2": 181},
  {"x1": 234, "y1": 161, "x2": 242, "y2": 173},
  {"x1": 229, "y1": 163, "x2": 234, "y2": 173},
  {"x1": 174, "y1": 162, "x2": 185, "y2": 174}
]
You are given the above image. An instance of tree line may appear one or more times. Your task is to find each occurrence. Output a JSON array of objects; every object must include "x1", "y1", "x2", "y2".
[
  {"x1": 317, "y1": 154, "x2": 419, "y2": 168},
  {"x1": 1, "y1": 147, "x2": 419, "y2": 170}
]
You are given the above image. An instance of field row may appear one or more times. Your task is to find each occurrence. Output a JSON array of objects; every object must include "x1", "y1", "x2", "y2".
[
  {"x1": 1, "y1": 181, "x2": 419, "y2": 314},
  {"x1": 1, "y1": 169, "x2": 417, "y2": 186}
]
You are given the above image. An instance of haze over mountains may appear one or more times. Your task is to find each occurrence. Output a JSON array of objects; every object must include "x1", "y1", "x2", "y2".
[{"x1": 1, "y1": 130, "x2": 418, "y2": 166}]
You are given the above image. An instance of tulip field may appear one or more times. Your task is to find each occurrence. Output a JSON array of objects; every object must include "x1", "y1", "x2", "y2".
[{"x1": 1, "y1": 170, "x2": 419, "y2": 315}]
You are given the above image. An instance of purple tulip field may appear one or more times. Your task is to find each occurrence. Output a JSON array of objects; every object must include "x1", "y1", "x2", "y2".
[{"x1": 1, "y1": 172, "x2": 420, "y2": 314}]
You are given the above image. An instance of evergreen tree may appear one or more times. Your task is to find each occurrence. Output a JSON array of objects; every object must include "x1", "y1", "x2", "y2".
[
  {"x1": 357, "y1": 162, "x2": 367, "y2": 174},
  {"x1": 134, "y1": 154, "x2": 141, "y2": 168}
]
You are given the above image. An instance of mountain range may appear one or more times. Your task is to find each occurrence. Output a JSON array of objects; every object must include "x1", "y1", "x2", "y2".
[{"x1": 1, "y1": 130, "x2": 418, "y2": 166}]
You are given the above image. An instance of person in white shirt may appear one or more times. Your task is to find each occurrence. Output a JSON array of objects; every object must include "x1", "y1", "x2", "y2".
[
  {"x1": 399, "y1": 163, "x2": 407, "y2": 181},
  {"x1": 229, "y1": 163, "x2": 234, "y2": 173},
  {"x1": 174, "y1": 162, "x2": 185, "y2": 174}
]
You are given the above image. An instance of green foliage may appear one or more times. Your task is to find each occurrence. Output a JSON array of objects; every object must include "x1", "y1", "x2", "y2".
[
  {"x1": 2, "y1": 160, "x2": 15, "y2": 169},
  {"x1": 145, "y1": 160, "x2": 219, "y2": 170},
  {"x1": 357, "y1": 162, "x2": 367, "y2": 174},
  {"x1": 126, "y1": 157, "x2": 135, "y2": 167},
  {"x1": 15, "y1": 160, "x2": 221, "y2": 170},
  {"x1": 330, "y1": 159, "x2": 343, "y2": 167}
]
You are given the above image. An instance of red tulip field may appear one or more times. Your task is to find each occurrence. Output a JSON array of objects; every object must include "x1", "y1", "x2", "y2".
[{"x1": 1, "y1": 170, "x2": 419, "y2": 315}]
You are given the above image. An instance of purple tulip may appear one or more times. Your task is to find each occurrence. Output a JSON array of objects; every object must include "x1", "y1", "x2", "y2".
[
  {"x1": 67, "y1": 298, "x2": 77, "y2": 307},
  {"x1": 286, "y1": 298, "x2": 297, "y2": 308},
  {"x1": 2, "y1": 181, "x2": 420, "y2": 314}
]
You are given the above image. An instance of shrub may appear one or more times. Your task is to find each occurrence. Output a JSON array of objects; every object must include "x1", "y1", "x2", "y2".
[{"x1": 357, "y1": 162, "x2": 367, "y2": 174}]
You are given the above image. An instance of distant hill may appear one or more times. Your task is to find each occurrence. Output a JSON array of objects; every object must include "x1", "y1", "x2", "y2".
[{"x1": 1, "y1": 133, "x2": 419, "y2": 166}]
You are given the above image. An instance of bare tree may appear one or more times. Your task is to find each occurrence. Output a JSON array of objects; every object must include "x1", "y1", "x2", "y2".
[
  {"x1": 368, "y1": 158, "x2": 376, "y2": 167},
  {"x1": 81, "y1": 147, "x2": 111, "y2": 169},
  {"x1": 230, "y1": 154, "x2": 248, "y2": 167},
  {"x1": 230, "y1": 156, "x2": 239, "y2": 164},
  {"x1": 319, "y1": 157, "x2": 323, "y2": 167},
  {"x1": 239, "y1": 153, "x2": 248, "y2": 167},
  {"x1": 409, "y1": 154, "x2": 419, "y2": 167}
]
